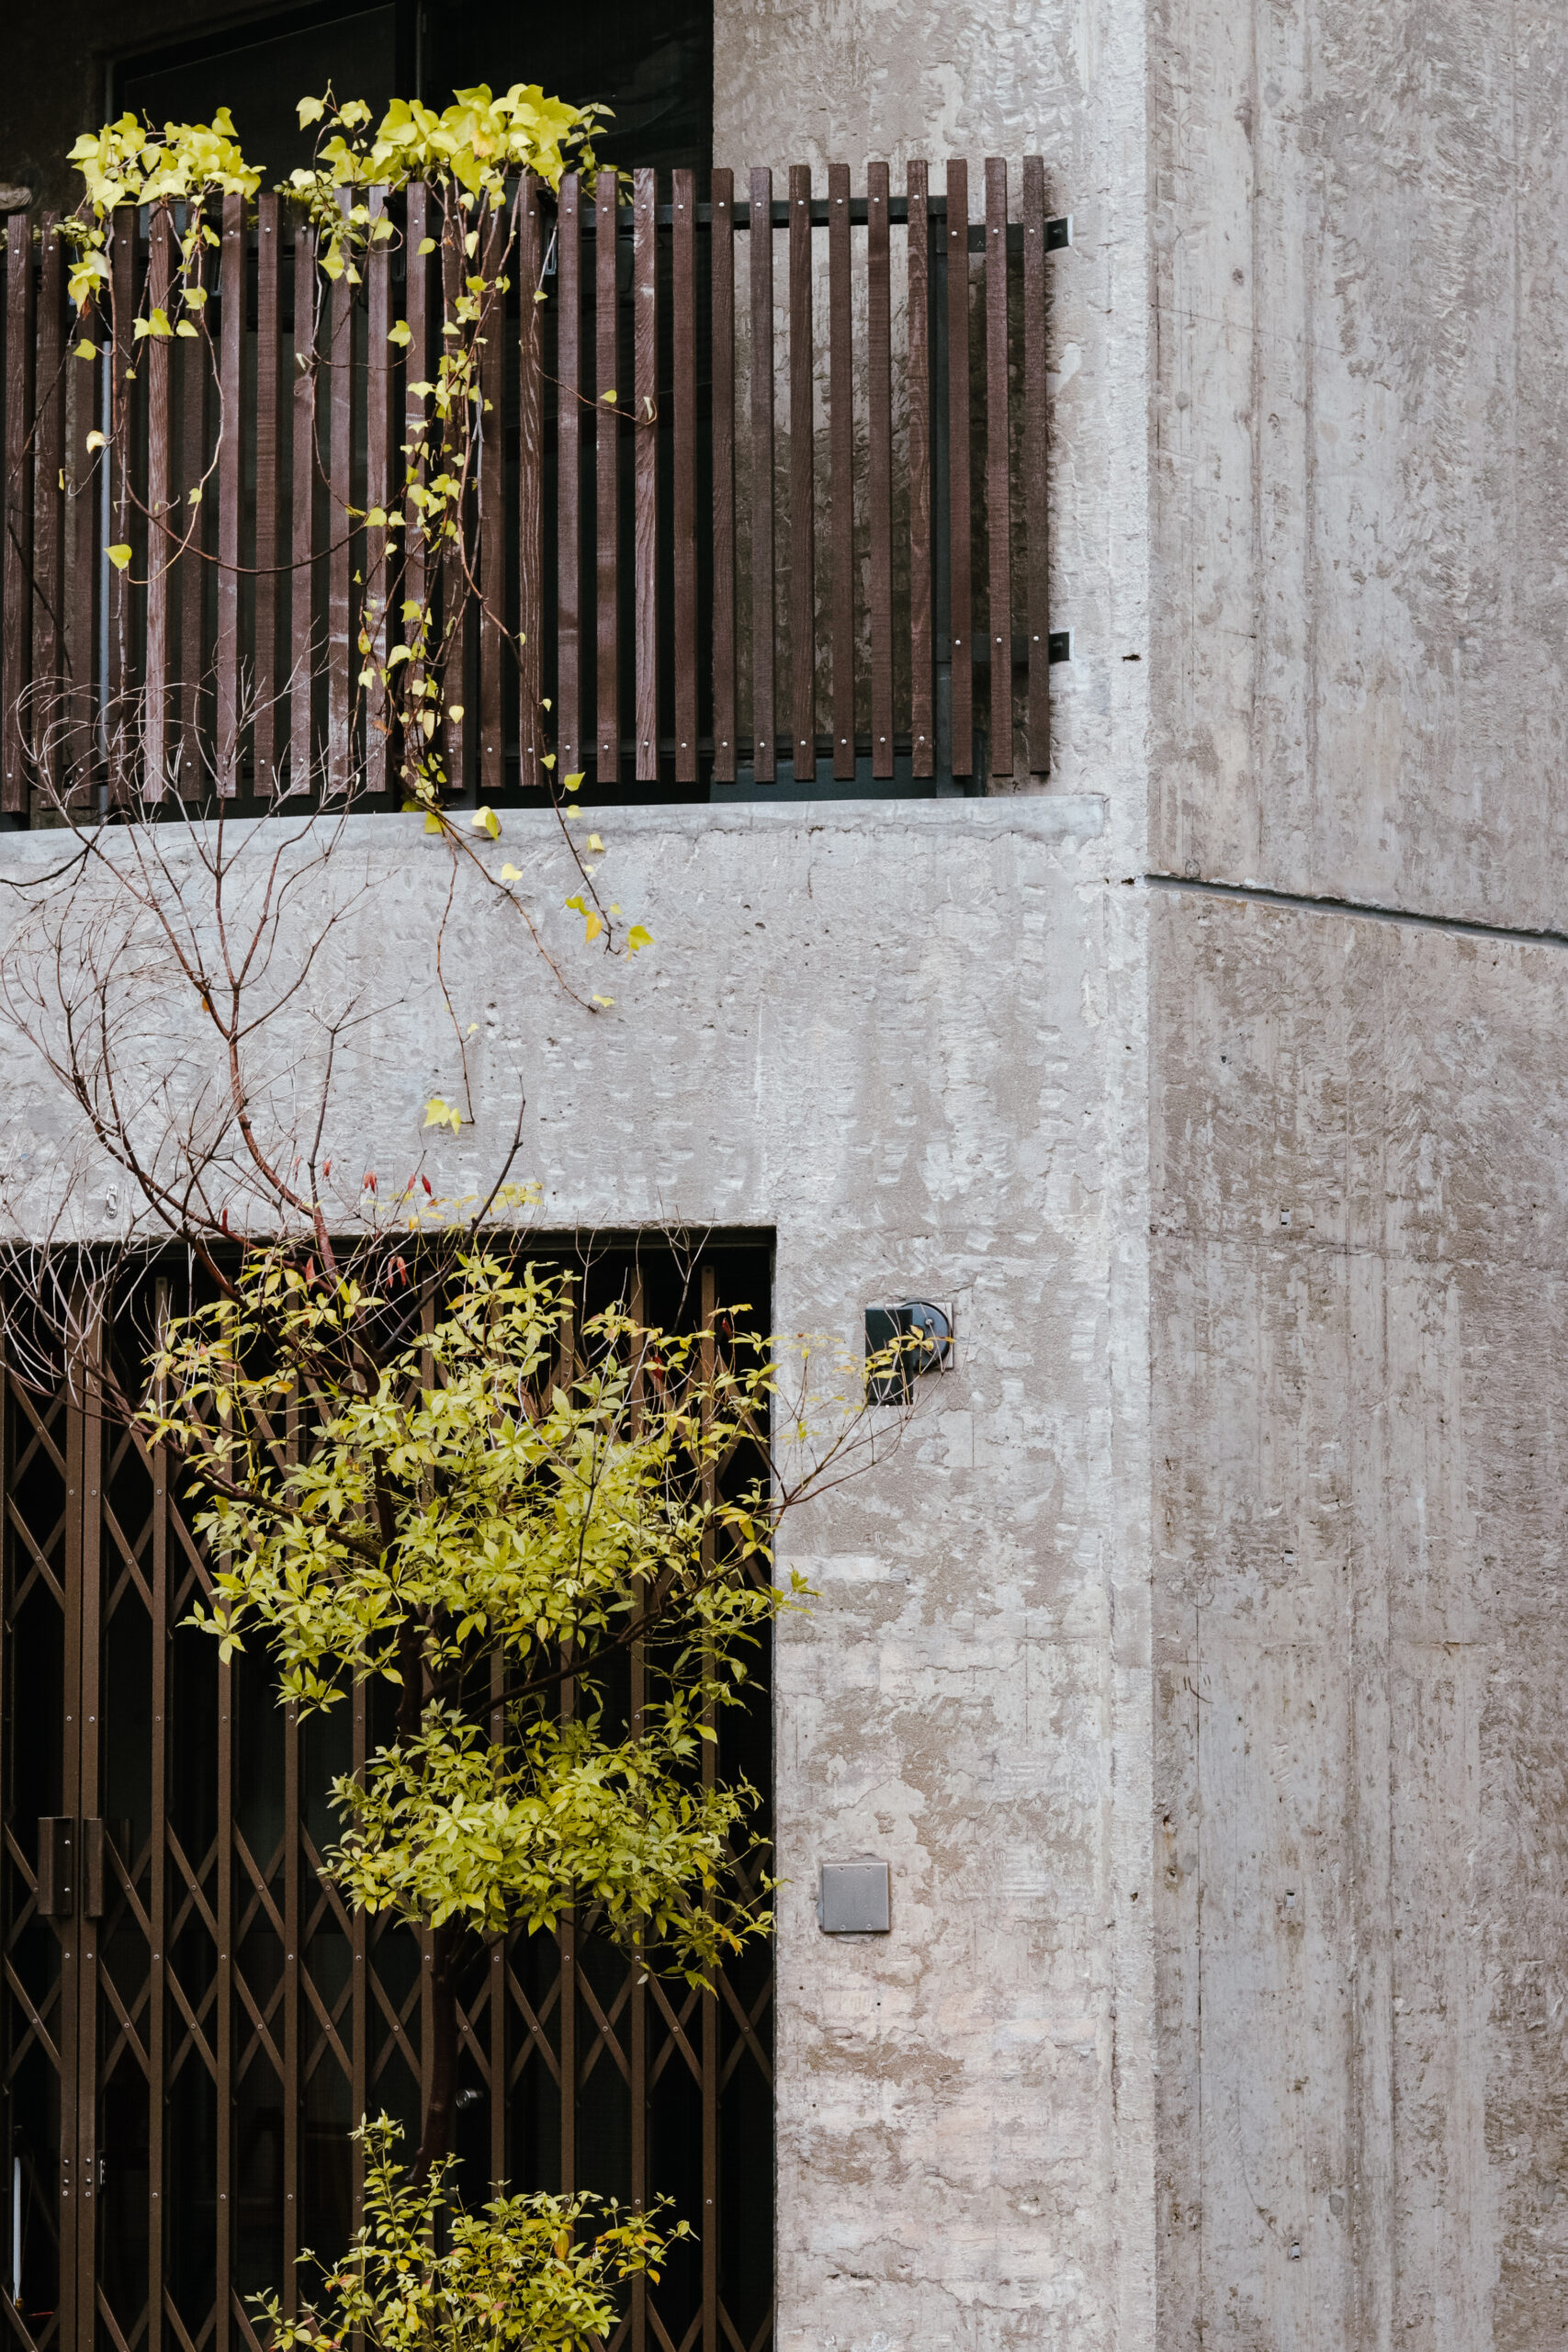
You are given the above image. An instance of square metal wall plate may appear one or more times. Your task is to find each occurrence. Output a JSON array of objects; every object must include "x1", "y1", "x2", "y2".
[{"x1": 818, "y1": 1858, "x2": 891, "y2": 1934}]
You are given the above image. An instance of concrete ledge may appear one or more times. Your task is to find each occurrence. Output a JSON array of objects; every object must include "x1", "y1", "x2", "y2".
[{"x1": 0, "y1": 792, "x2": 1108, "y2": 872}]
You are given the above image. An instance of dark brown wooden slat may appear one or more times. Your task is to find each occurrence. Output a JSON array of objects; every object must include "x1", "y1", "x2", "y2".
[
  {"x1": 2, "y1": 213, "x2": 36, "y2": 812},
  {"x1": 1022, "y1": 154, "x2": 1051, "y2": 775},
  {"x1": 403, "y1": 185, "x2": 434, "y2": 762},
  {"x1": 252, "y1": 193, "x2": 284, "y2": 795},
  {"x1": 144, "y1": 207, "x2": 175, "y2": 799},
  {"x1": 828, "y1": 164, "x2": 854, "y2": 780},
  {"x1": 595, "y1": 170, "x2": 619, "y2": 783},
  {"x1": 556, "y1": 174, "x2": 582, "y2": 784},
  {"x1": 216, "y1": 190, "x2": 246, "y2": 796},
  {"x1": 363, "y1": 187, "x2": 393, "y2": 797},
  {"x1": 985, "y1": 159, "x2": 1012, "y2": 779},
  {"x1": 633, "y1": 168, "x2": 658, "y2": 783},
  {"x1": 866, "y1": 164, "x2": 895, "y2": 779},
  {"x1": 289, "y1": 220, "x2": 317, "y2": 794},
  {"x1": 671, "y1": 167, "x2": 698, "y2": 785},
  {"x1": 907, "y1": 161, "x2": 933, "y2": 778},
  {"x1": 477, "y1": 197, "x2": 507, "y2": 797},
  {"x1": 107, "y1": 207, "x2": 136, "y2": 801},
  {"x1": 516, "y1": 175, "x2": 544, "y2": 792},
  {"x1": 438, "y1": 212, "x2": 465, "y2": 794},
  {"x1": 946, "y1": 159, "x2": 973, "y2": 777},
  {"x1": 31, "y1": 213, "x2": 65, "y2": 808},
  {"x1": 327, "y1": 212, "x2": 355, "y2": 799},
  {"x1": 64, "y1": 286, "x2": 99, "y2": 800},
  {"x1": 787, "y1": 164, "x2": 815, "y2": 781},
  {"x1": 709, "y1": 168, "x2": 737, "y2": 784},
  {"x1": 749, "y1": 167, "x2": 775, "y2": 785},
  {"x1": 181, "y1": 203, "x2": 210, "y2": 798}
]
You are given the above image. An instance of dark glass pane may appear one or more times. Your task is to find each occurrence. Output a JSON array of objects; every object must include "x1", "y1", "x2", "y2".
[{"x1": 116, "y1": 6, "x2": 401, "y2": 184}]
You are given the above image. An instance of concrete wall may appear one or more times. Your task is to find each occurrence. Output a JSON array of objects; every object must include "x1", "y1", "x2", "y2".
[
  {"x1": 1151, "y1": 886, "x2": 1568, "y2": 2347},
  {"x1": 1149, "y1": 0, "x2": 1568, "y2": 929},
  {"x1": 0, "y1": 797, "x2": 1154, "y2": 2351}
]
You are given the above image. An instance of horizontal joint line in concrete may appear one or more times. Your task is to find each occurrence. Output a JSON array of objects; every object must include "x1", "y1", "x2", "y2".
[{"x1": 1138, "y1": 873, "x2": 1568, "y2": 953}]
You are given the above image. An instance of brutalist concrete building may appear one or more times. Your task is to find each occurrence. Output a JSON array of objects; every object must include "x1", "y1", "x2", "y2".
[{"x1": 0, "y1": 0, "x2": 1561, "y2": 2345}]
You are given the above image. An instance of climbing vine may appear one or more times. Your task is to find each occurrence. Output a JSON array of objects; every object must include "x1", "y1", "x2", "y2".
[{"x1": 51, "y1": 86, "x2": 649, "y2": 998}]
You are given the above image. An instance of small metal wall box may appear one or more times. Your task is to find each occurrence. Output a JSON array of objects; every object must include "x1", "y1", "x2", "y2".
[
  {"x1": 864, "y1": 1301, "x2": 953, "y2": 1405},
  {"x1": 818, "y1": 1858, "x2": 892, "y2": 1934}
]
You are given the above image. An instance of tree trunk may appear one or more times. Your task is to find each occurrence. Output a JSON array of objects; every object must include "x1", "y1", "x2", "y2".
[{"x1": 412, "y1": 1921, "x2": 460, "y2": 2179}]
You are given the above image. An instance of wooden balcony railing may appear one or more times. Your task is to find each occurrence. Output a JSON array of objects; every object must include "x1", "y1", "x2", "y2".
[{"x1": 0, "y1": 160, "x2": 1067, "y2": 817}]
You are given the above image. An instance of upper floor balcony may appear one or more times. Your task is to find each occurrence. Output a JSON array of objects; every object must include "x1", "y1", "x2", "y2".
[{"x1": 0, "y1": 153, "x2": 1068, "y2": 823}]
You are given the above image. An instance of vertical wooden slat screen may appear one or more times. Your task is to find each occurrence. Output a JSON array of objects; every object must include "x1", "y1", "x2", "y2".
[
  {"x1": 516, "y1": 175, "x2": 544, "y2": 791},
  {"x1": 289, "y1": 220, "x2": 317, "y2": 791},
  {"x1": 31, "y1": 217, "x2": 64, "y2": 805},
  {"x1": 556, "y1": 174, "x2": 582, "y2": 782},
  {"x1": 749, "y1": 168, "x2": 775, "y2": 785},
  {"x1": 594, "y1": 170, "x2": 619, "y2": 781},
  {"x1": 828, "y1": 164, "x2": 854, "y2": 782},
  {"x1": 1022, "y1": 153, "x2": 1051, "y2": 775},
  {"x1": 253, "y1": 193, "x2": 285, "y2": 795},
  {"x1": 866, "y1": 164, "x2": 894, "y2": 779},
  {"x1": 477, "y1": 199, "x2": 507, "y2": 797},
  {"x1": 944, "y1": 159, "x2": 973, "y2": 778},
  {"x1": 3, "y1": 214, "x2": 36, "y2": 812},
  {"x1": 709, "y1": 169, "x2": 737, "y2": 783},
  {"x1": 633, "y1": 168, "x2": 659, "y2": 781},
  {"x1": 0, "y1": 156, "x2": 1060, "y2": 812},
  {"x1": 671, "y1": 168, "x2": 699, "y2": 784},
  {"x1": 985, "y1": 158, "x2": 1011, "y2": 780},
  {"x1": 363, "y1": 187, "x2": 393, "y2": 797},
  {"x1": 217, "y1": 189, "x2": 246, "y2": 795},
  {"x1": 180, "y1": 203, "x2": 209, "y2": 797},
  {"x1": 144, "y1": 207, "x2": 175, "y2": 798},
  {"x1": 907, "y1": 160, "x2": 934, "y2": 778},
  {"x1": 787, "y1": 164, "x2": 815, "y2": 781}
]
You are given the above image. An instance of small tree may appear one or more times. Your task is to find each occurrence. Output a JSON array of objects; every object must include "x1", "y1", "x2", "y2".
[{"x1": 141, "y1": 1238, "x2": 859, "y2": 2176}]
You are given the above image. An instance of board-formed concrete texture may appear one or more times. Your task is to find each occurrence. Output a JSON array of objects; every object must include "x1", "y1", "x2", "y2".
[
  {"x1": 1151, "y1": 887, "x2": 1568, "y2": 2349},
  {"x1": 1149, "y1": 0, "x2": 1568, "y2": 931}
]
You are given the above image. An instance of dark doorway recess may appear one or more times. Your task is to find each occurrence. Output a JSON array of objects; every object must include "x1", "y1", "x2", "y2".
[{"x1": 0, "y1": 1235, "x2": 773, "y2": 2352}]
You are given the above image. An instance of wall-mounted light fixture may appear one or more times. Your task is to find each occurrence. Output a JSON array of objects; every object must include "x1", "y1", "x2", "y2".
[{"x1": 864, "y1": 1300, "x2": 953, "y2": 1405}]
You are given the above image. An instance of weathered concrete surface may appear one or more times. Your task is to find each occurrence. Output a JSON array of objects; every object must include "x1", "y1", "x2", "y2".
[
  {"x1": 1150, "y1": 0, "x2": 1568, "y2": 927},
  {"x1": 1152, "y1": 884, "x2": 1568, "y2": 2348},
  {"x1": 0, "y1": 797, "x2": 1154, "y2": 2351}
]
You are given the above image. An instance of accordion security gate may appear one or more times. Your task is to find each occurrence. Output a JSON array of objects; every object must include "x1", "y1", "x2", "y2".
[
  {"x1": 0, "y1": 160, "x2": 1066, "y2": 811},
  {"x1": 0, "y1": 1250, "x2": 774, "y2": 2352}
]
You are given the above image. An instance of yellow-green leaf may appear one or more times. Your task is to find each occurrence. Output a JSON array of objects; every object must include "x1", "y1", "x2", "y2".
[
  {"x1": 105, "y1": 543, "x2": 132, "y2": 571},
  {"x1": 626, "y1": 924, "x2": 654, "y2": 954}
]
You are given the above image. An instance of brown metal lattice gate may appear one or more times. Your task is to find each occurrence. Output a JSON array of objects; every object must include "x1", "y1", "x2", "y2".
[{"x1": 0, "y1": 1249, "x2": 774, "y2": 2352}]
